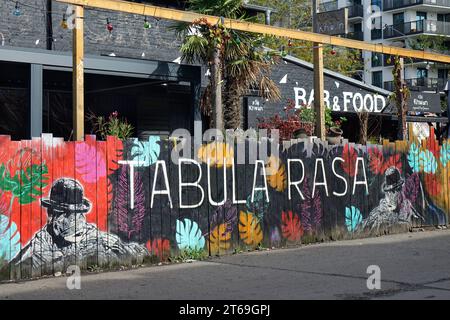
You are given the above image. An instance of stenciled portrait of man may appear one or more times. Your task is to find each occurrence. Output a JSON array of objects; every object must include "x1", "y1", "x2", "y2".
[
  {"x1": 361, "y1": 166, "x2": 424, "y2": 232},
  {"x1": 12, "y1": 178, "x2": 149, "y2": 270}
]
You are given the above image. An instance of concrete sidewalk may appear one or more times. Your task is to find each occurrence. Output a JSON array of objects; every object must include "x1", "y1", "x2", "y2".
[{"x1": 1, "y1": 230, "x2": 450, "y2": 299}]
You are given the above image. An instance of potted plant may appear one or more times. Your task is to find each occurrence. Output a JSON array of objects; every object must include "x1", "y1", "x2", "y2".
[
  {"x1": 325, "y1": 108, "x2": 346, "y2": 145},
  {"x1": 258, "y1": 100, "x2": 315, "y2": 141}
]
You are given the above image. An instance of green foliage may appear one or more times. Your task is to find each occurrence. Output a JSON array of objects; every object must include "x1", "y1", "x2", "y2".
[
  {"x1": 407, "y1": 35, "x2": 449, "y2": 53},
  {"x1": 88, "y1": 111, "x2": 134, "y2": 140},
  {"x1": 170, "y1": 248, "x2": 208, "y2": 262},
  {"x1": 297, "y1": 106, "x2": 347, "y2": 129},
  {"x1": 0, "y1": 163, "x2": 49, "y2": 205},
  {"x1": 248, "y1": 0, "x2": 363, "y2": 77}
]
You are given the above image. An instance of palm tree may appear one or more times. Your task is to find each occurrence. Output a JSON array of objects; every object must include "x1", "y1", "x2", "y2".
[{"x1": 174, "y1": 0, "x2": 280, "y2": 130}]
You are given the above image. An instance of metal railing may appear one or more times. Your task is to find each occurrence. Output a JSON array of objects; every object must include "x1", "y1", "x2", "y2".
[
  {"x1": 383, "y1": 20, "x2": 450, "y2": 39},
  {"x1": 371, "y1": 29, "x2": 383, "y2": 40},
  {"x1": 347, "y1": 4, "x2": 364, "y2": 18},
  {"x1": 345, "y1": 31, "x2": 364, "y2": 41},
  {"x1": 384, "y1": 77, "x2": 447, "y2": 92},
  {"x1": 384, "y1": 0, "x2": 450, "y2": 11}
]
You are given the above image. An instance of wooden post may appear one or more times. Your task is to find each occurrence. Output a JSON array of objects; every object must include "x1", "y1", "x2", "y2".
[
  {"x1": 312, "y1": 0, "x2": 325, "y2": 140},
  {"x1": 73, "y1": 5, "x2": 84, "y2": 141}
]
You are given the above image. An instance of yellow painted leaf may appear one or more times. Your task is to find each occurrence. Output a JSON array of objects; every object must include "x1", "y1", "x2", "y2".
[
  {"x1": 238, "y1": 211, "x2": 263, "y2": 246},
  {"x1": 197, "y1": 142, "x2": 234, "y2": 168},
  {"x1": 208, "y1": 223, "x2": 231, "y2": 255},
  {"x1": 266, "y1": 156, "x2": 287, "y2": 192}
]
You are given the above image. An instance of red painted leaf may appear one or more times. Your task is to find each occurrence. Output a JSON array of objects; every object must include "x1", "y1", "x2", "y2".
[
  {"x1": 341, "y1": 144, "x2": 357, "y2": 177},
  {"x1": 369, "y1": 147, "x2": 384, "y2": 175},
  {"x1": 281, "y1": 210, "x2": 303, "y2": 241}
]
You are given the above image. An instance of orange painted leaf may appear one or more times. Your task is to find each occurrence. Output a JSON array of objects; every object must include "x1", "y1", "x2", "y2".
[{"x1": 238, "y1": 211, "x2": 263, "y2": 246}]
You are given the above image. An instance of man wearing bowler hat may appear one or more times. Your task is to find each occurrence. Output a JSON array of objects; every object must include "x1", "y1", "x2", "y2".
[
  {"x1": 361, "y1": 167, "x2": 424, "y2": 232},
  {"x1": 13, "y1": 178, "x2": 148, "y2": 271}
]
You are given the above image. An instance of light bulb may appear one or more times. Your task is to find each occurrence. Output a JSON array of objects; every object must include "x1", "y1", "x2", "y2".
[{"x1": 144, "y1": 17, "x2": 151, "y2": 29}]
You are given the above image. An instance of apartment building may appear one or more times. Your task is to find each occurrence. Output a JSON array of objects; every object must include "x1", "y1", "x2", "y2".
[{"x1": 319, "y1": 0, "x2": 450, "y2": 94}]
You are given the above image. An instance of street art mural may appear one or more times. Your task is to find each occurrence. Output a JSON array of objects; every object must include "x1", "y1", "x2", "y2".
[{"x1": 0, "y1": 132, "x2": 449, "y2": 280}]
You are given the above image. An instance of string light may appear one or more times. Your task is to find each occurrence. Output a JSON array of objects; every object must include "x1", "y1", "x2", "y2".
[
  {"x1": 144, "y1": 17, "x2": 151, "y2": 29},
  {"x1": 60, "y1": 13, "x2": 68, "y2": 29},
  {"x1": 330, "y1": 46, "x2": 337, "y2": 55},
  {"x1": 13, "y1": 1, "x2": 22, "y2": 16}
]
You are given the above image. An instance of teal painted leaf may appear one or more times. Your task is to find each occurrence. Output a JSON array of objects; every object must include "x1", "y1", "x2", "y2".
[
  {"x1": 130, "y1": 136, "x2": 160, "y2": 167},
  {"x1": 176, "y1": 218, "x2": 205, "y2": 250},
  {"x1": 345, "y1": 206, "x2": 362, "y2": 232},
  {"x1": 0, "y1": 214, "x2": 20, "y2": 262},
  {"x1": 407, "y1": 142, "x2": 420, "y2": 173},
  {"x1": 246, "y1": 191, "x2": 269, "y2": 222},
  {"x1": 419, "y1": 150, "x2": 437, "y2": 174},
  {"x1": 440, "y1": 142, "x2": 450, "y2": 168}
]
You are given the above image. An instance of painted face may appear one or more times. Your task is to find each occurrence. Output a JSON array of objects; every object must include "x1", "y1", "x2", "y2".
[{"x1": 50, "y1": 210, "x2": 87, "y2": 243}]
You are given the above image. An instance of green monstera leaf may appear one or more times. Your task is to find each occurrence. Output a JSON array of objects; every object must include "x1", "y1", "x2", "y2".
[{"x1": 0, "y1": 163, "x2": 49, "y2": 205}]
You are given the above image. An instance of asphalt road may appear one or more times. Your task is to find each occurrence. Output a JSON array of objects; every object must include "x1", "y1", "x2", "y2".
[{"x1": 1, "y1": 230, "x2": 450, "y2": 300}]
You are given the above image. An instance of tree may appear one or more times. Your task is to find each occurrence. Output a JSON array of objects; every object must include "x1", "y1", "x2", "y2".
[
  {"x1": 175, "y1": 0, "x2": 280, "y2": 130},
  {"x1": 391, "y1": 56, "x2": 410, "y2": 140},
  {"x1": 248, "y1": 0, "x2": 364, "y2": 78}
]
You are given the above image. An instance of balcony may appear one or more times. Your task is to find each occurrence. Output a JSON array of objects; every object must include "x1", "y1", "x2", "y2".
[
  {"x1": 318, "y1": 1, "x2": 338, "y2": 12},
  {"x1": 345, "y1": 31, "x2": 364, "y2": 41},
  {"x1": 347, "y1": 4, "x2": 364, "y2": 19},
  {"x1": 371, "y1": 29, "x2": 383, "y2": 40},
  {"x1": 383, "y1": 20, "x2": 450, "y2": 39},
  {"x1": 383, "y1": 0, "x2": 450, "y2": 12},
  {"x1": 384, "y1": 77, "x2": 447, "y2": 92}
]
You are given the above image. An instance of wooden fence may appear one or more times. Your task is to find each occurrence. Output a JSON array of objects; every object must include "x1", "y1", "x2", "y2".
[{"x1": 0, "y1": 131, "x2": 449, "y2": 280}]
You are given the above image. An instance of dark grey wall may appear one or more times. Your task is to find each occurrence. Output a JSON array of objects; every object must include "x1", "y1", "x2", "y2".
[
  {"x1": 247, "y1": 58, "x2": 390, "y2": 128},
  {"x1": 0, "y1": 0, "x2": 182, "y2": 62}
]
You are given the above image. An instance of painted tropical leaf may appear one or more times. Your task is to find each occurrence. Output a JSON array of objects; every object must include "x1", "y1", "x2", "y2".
[
  {"x1": 407, "y1": 142, "x2": 421, "y2": 173},
  {"x1": 246, "y1": 191, "x2": 269, "y2": 222},
  {"x1": 197, "y1": 142, "x2": 234, "y2": 168},
  {"x1": 146, "y1": 238, "x2": 170, "y2": 260},
  {"x1": 299, "y1": 177, "x2": 322, "y2": 232},
  {"x1": 424, "y1": 173, "x2": 442, "y2": 197},
  {"x1": 270, "y1": 227, "x2": 281, "y2": 246},
  {"x1": 266, "y1": 156, "x2": 287, "y2": 192},
  {"x1": 0, "y1": 163, "x2": 49, "y2": 205},
  {"x1": 176, "y1": 218, "x2": 206, "y2": 250},
  {"x1": 208, "y1": 223, "x2": 231, "y2": 255},
  {"x1": 107, "y1": 136, "x2": 123, "y2": 173},
  {"x1": 209, "y1": 201, "x2": 237, "y2": 234},
  {"x1": 75, "y1": 142, "x2": 106, "y2": 183},
  {"x1": 381, "y1": 154, "x2": 402, "y2": 175},
  {"x1": 419, "y1": 150, "x2": 437, "y2": 174},
  {"x1": 0, "y1": 214, "x2": 20, "y2": 262},
  {"x1": 368, "y1": 147, "x2": 384, "y2": 175},
  {"x1": 238, "y1": 211, "x2": 263, "y2": 246},
  {"x1": 116, "y1": 166, "x2": 130, "y2": 236},
  {"x1": 341, "y1": 144, "x2": 358, "y2": 177},
  {"x1": 403, "y1": 173, "x2": 420, "y2": 203},
  {"x1": 281, "y1": 211, "x2": 303, "y2": 242},
  {"x1": 440, "y1": 142, "x2": 450, "y2": 167},
  {"x1": 345, "y1": 206, "x2": 362, "y2": 232},
  {"x1": 115, "y1": 166, "x2": 146, "y2": 239},
  {"x1": 131, "y1": 136, "x2": 160, "y2": 167}
]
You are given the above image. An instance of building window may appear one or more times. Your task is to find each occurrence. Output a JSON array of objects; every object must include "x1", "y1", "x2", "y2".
[
  {"x1": 417, "y1": 68, "x2": 428, "y2": 79},
  {"x1": 372, "y1": 71, "x2": 383, "y2": 88}
]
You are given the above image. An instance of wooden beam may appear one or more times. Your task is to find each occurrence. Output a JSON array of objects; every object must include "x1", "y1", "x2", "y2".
[
  {"x1": 313, "y1": 45, "x2": 325, "y2": 140},
  {"x1": 73, "y1": 5, "x2": 84, "y2": 141},
  {"x1": 55, "y1": 0, "x2": 450, "y2": 64}
]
